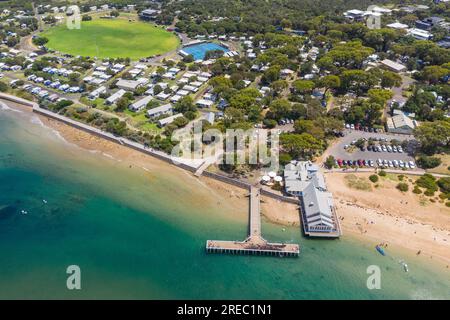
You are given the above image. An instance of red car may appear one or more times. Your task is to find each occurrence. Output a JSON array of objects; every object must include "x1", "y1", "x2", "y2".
[
  {"x1": 337, "y1": 159, "x2": 343, "y2": 167},
  {"x1": 357, "y1": 159, "x2": 363, "y2": 167}
]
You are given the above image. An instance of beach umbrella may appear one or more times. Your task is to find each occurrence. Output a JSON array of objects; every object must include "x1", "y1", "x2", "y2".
[
  {"x1": 268, "y1": 171, "x2": 276, "y2": 178},
  {"x1": 261, "y1": 175, "x2": 271, "y2": 182},
  {"x1": 274, "y1": 176, "x2": 283, "y2": 182}
]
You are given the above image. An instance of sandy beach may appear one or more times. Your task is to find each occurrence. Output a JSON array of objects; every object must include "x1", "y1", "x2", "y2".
[
  {"x1": 3, "y1": 102, "x2": 449, "y2": 269},
  {"x1": 325, "y1": 172, "x2": 450, "y2": 268}
]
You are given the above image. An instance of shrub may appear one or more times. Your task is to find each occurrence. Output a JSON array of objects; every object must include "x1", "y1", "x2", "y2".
[
  {"x1": 398, "y1": 175, "x2": 405, "y2": 181},
  {"x1": 413, "y1": 186, "x2": 422, "y2": 194},
  {"x1": 396, "y1": 183, "x2": 409, "y2": 192},
  {"x1": 446, "y1": 202, "x2": 450, "y2": 207},
  {"x1": 369, "y1": 174, "x2": 379, "y2": 183},
  {"x1": 416, "y1": 155, "x2": 442, "y2": 169},
  {"x1": 378, "y1": 170, "x2": 387, "y2": 177},
  {"x1": 424, "y1": 189, "x2": 435, "y2": 197},
  {"x1": 416, "y1": 174, "x2": 438, "y2": 193},
  {"x1": 437, "y1": 177, "x2": 450, "y2": 194}
]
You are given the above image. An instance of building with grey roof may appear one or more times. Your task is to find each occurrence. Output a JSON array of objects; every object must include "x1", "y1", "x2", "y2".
[
  {"x1": 147, "y1": 103, "x2": 173, "y2": 118},
  {"x1": 284, "y1": 161, "x2": 340, "y2": 237}
]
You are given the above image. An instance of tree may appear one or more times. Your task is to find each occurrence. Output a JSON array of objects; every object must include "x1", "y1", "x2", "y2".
[
  {"x1": 268, "y1": 99, "x2": 291, "y2": 121},
  {"x1": 421, "y1": 66, "x2": 448, "y2": 84},
  {"x1": 368, "y1": 89, "x2": 393, "y2": 106},
  {"x1": 317, "y1": 75, "x2": 340, "y2": 96},
  {"x1": 413, "y1": 120, "x2": 450, "y2": 155},
  {"x1": 115, "y1": 97, "x2": 129, "y2": 112},
  {"x1": 270, "y1": 80, "x2": 288, "y2": 96},
  {"x1": 381, "y1": 71, "x2": 402, "y2": 88},
  {"x1": 292, "y1": 80, "x2": 315, "y2": 95},
  {"x1": 340, "y1": 70, "x2": 378, "y2": 95},
  {"x1": 280, "y1": 133, "x2": 323, "y2": 159},
  {"x1": 324, "y1": 155, "x2": 335, "y2": 169},
  {"x1": 417, "y1": 155, "x2": 442, "y2": 169}
]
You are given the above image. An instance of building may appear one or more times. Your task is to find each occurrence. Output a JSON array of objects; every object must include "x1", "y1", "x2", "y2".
[
  {"x1": 407, "y1": 28, "x2": 433, "y2": 40},
  {"x1": 157, "y1": 113, "x2": 183, "y2": 127},
  {"x1": 380, "y1": 59, "x2": 406, "y2": 73},
  {"x1": 105, "y1": 89, "x2": 126, "y2": 105},
  {"x1": 386, "y1": 111, "x2": 418, "y2": 134},
  {"x1": 129, "y1": 95, "x2": 153, "y2": 112},
  {"x1": 284, "y1": 161, "x2": 340, "y2": 237},
  {"x1": 140, "y1": 9, "x2": 160, "y2": 20},
  {"x1": 147, "y1": 103, "x2": 173, "y2": 118},
  {"x1": 386, "y1": 22, "x2": 409, "y2": 30},
  {"x1": 116, "y1": 79, "x2": 142, "y2": 92},
  {"x1": 88, "y1": 86, "x2": 106, "y2": 100},
  {"x1": 415, "y1": 16, "x2": 445, "y2": 30}
]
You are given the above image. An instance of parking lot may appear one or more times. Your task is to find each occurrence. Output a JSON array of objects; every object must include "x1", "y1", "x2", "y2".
[{"x1": 327, "y1": 129, "x2": 418, "y2": 169}]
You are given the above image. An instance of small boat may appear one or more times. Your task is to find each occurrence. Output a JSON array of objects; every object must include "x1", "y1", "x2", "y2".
[
  {"x1": 375, "y1": 245, "x2": 385, "y2": 256},
  {"x1": 20, "y1": 210, "x2": 28, "y2": 215},
  {"x1": 400, "y1": 260, "x2": 409, "y2": 272},
  {"x1": 42, "y1": 200, "x2": 48, "y2": 204}
]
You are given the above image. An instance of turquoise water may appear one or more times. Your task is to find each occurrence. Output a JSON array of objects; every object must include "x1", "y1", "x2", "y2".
[
  {"x1": 0, "y1": 106, "x2": 449, "y2": 299},
  {"x1": 182, "y1": 42, "x2": 229, "y2": 60}
]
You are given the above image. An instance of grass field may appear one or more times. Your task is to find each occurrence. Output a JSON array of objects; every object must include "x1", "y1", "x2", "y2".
[{"x1": 42, "y1": 18, "x2": 179, "y2": 60}]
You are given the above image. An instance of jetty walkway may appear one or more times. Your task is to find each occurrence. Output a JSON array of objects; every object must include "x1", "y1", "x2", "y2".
[{"x1": 206, "y1": 186, "x2": 300, "y2": 257}]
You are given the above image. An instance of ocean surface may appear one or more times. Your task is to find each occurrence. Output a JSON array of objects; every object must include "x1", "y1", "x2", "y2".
[{"x1": 0, "y1": 105, "x2": 449, "y2": 299}]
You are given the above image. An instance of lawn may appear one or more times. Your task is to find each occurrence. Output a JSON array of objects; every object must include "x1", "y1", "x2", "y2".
[{"x1": 41, "y1": 18, "x2": 179, "y2": 60}]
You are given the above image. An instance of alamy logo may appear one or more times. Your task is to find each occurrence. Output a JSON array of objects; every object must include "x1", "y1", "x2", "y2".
[
  {"x1": 66, "y1": 5, "x2": 81, "y2": 30},
  {"x1": 66, "y1": 265, "x2": 81, "y2": 290},
  {"x1": 170, "y1": 122, "x2": 280, "y2": 172},
  {"x1": 366, "y1": 265, "x2": 381, "y2": 290},
  {"x1": 366, "y1": 5, "x2": 381, "y2": 30}
]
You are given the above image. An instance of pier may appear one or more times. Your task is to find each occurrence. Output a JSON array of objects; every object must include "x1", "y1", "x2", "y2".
[{"x1": 206, "y1": 186, "x2": 300, "y2": 257}]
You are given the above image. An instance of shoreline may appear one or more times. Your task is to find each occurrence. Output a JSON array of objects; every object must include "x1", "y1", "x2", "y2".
[{"x1": 2, "y1": 101, "x2": 450, "y2": 271}]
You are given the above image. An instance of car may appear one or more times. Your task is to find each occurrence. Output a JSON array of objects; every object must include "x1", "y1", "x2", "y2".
[
  {"x1": 388, "y1": 160, "x2": 393, "y2": 167},
  {"x1": 345, "y1": 124, "x2": 350, "y2": 129},
  {"x1": 357, "y1": 159, "x2": 363, "y2": 166},
  {"x1": 367, "y1": 145, "x2": 372, "y2": 151},
  {"x1": 344, "y1": 144, "x2": 349, "y2": 149},
  {"x1": 381, "y1": 145, "x2": 387, "y2": 152},
  {"x1": 387, "y1": 145, "x2": 392, "y2": 152},
  {"x1": 377, "y1": 146, "x2": 382, "y2": 152},
  {"x1": 392, "y1": 146, "x2": 398, "y2": 152},
  {"x1": 350, "y1": 124, "x2": 355, "y2": 130},
  {"x1": 393, "y1": 160, "x2": 399, "y2": 167},
  {"x1": 399, "y1": 160, "x2": 405, "y2": 168},
  {"x1": 398, "y1": 146, "x2": 403, "y2": 153},
  {"x1": 409, "y1": 161, "x2": 416, "y2": 169},
  {"x1": 342, "y1": 160, "x2": 348, "y2": 166},
  {"x1": 362, "y1": 159, "x2": 367, "y2": 166},
  {"x1": 383, "y1": 159, "x2": 388, "y2": 166},
  {"x1": 369, "y1": 160, "x2": 375, "y2": 167},
  {"x1": 353, "y1": 160, "x2": 358, "y2": 166},
  {"x1": 337, "y1": 159, "x2": 343, "y2": 167}
]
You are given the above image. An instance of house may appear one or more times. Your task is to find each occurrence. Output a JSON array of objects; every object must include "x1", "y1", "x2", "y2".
[
  {"x1": 415, "y1": 16, "x2": 445, "y2": 30},
  {"x1": 157, "y1": 113, "x2": 183, "y2": 127},
  {"x1": 380, "y1": 59, "x2": 406, "y2": 73},
  {"x1": 147, "y1": 103, "x2": 173, "y2": 118},
  {"x1": 116, "y1": 79, "x2": 142, "y2": 92},
  {"x1": 343, "y1": 9, "x2": 366, "y2": 22},
  {"x1": 386, "y1": 22, "x2": 409, "y2": 30},
  {"x1": 88, "y1": 86, "x2": 106, "y2": 100},
  {"x1": 386, "y1": 111, "x2": 418, "y2": 134},
  {"x1": 140, "y1": 9, "x2": 160, "y2": 20},
  {"x1": 407, "y1": 28, "x2": 433, "y2": 40},
  {"x1": 129, "y1": 95, "x2": 153, "y2": 112},
  {"x1": 196, "y1": 99, "x2": 214, "y2": 108},
  {"x1": 106, "y1": 89, "x2": 126, "y2": 105}
]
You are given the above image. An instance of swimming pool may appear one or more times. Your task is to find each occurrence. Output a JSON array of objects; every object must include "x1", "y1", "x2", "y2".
[{"x1": 181, "y1": 42, "x2": 229, "y2": 60}]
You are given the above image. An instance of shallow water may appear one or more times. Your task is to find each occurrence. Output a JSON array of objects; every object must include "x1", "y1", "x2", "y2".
[{"x1": 0, "y1": 108, "x2": 449, "y2": 299}]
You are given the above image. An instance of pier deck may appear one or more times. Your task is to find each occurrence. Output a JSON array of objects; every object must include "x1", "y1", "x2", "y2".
[{"x1": 206, "y1": 186, "x2": 300, "y2": 257}]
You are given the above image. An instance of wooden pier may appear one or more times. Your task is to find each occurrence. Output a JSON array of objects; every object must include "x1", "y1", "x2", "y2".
[{"x1": 206, "y1": 186, "x2": 300, "y2": 257}]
